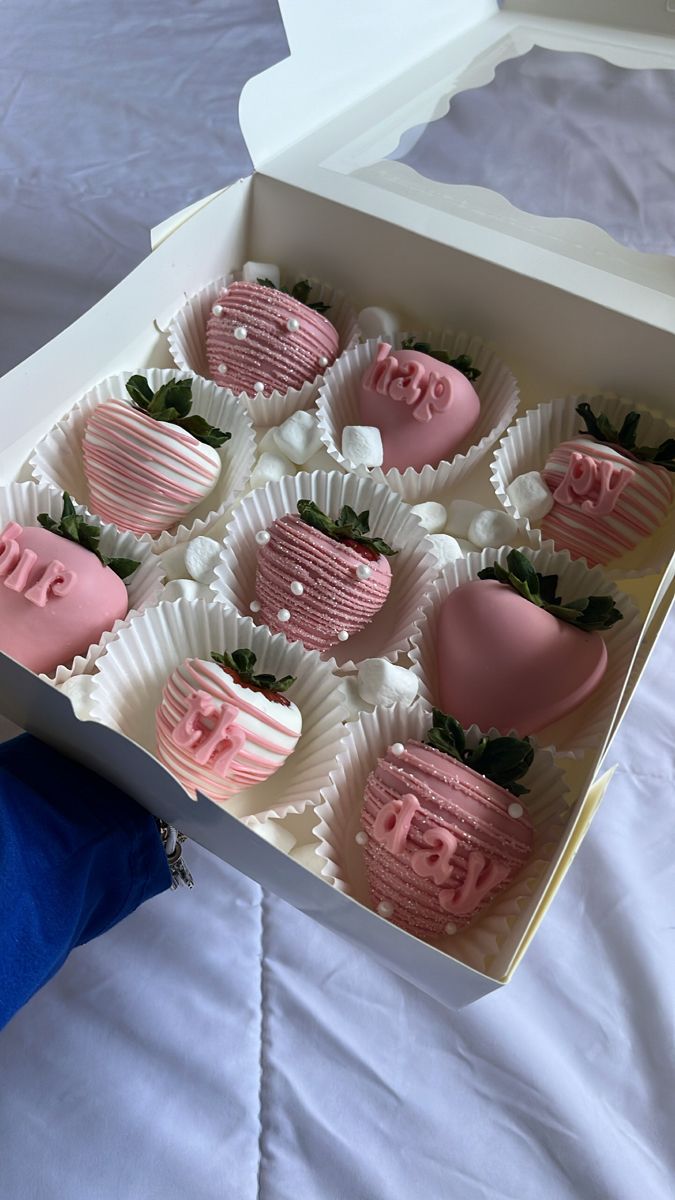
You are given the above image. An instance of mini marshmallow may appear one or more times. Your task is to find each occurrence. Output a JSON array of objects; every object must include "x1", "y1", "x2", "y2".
[
  {"x1": 467, "y1": 508, "x2": 519, "y2": 549},
  {"x1": 357, "y1": 658, "x2": 419, "y2": 708},
  {"x1": 506, "y1": 471, "x2": 554, "y2": 521},
  {"x1": 290, "y1": 843, "x2": 324, "y2": 874},
  {"x1": 302, "y1": 446, "x2": 342, "y2": 474},
  {"x1": 427, "y1": 533, "x2": 464, "y2": 569},
  {"x1": 242, "y1": 261, "x2": 281, "y2": 289},
  {"x1": 342, "y1": 425, "x2": 384, "y2": 468},
  {"x1": 338, "y1": 675, "x2": 369, "y2": 721},
  {"x1": 184, "y1": 536, "x2": 221, "y2": 583},
  {"x1": 250, "y1": 451, "x2": 295, "y2": 490},
  {"x1": 158, "y1": 541, "x2": 189, "y2": 582},
  {"x1": 58, "y1": 675, "x2": 96, "y2": 721},
  {"x1": 256, "y1": 426, "x2": 280, "y2": 455},
  {"x1": 249, "y1": 819, "x2": 296, "y2": 854},
  {"x1": 272, "y1": 410, "x2": 322, "y2": 465},
  {"x1": 445, "y1": 499, "x2": 485, "y2": 538},
  {"x1": 357, "y1": 306, "x2": 402, "y2": 342},
  {"x1": 410, "y1": 501, "x2": 447, "y2": 534},
  {"x1": 161, "y1": 578, "x2": 213, "y2": 603}
]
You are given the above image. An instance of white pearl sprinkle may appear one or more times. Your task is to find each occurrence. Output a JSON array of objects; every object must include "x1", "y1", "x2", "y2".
[
  {"x1": 444, "y1": 922, "x2": 458, "y2": 935},
  {"x1": 234, "y1": 325, "x2": 247, "y2": 340},
  {"x1": 355, "y1": 831, "x2": 368, "y2": 846},
  {"x1": 390, "y1": 742, "x2": 405, "y2": 757},
  {"x1": 377, "y1": 900, "x2": 394, "y2": 919},
  {"x1": 218, "y1": 363, "x2": 228, "y2": 374},
  {"x1": 211, "y1": 303, "x2": 223, "y2": 316},
  {"x1": 319, "y1": 355, "x2": 329, "y2": 368},
  {"x1": 249, "y1": 600, "x2": 261, "y2": 613},
  {"x1": 355, "y1": 563, "x2": 372, "y2": 580},
  {"x1": 277, "y1": 608, "x2": 291, "y2": 623},
  {"x1": 337, "y1": 630, "x2": 349, "y2": 642},
  {"x1": 287, "y1": 317, "x2": 300, "y2": 332},
  {"x1": 255, "y1": 530, "x2": 270, "y2": 546},
  {"x1": 253, "y1": 381, "x2": 265, "y2": 393},
  {"x1": 508, "y1": 802, "x2": 524, "y2": 819},
  {"x1": 290, "y1": 580, "x2": 304, "y2": 596}
]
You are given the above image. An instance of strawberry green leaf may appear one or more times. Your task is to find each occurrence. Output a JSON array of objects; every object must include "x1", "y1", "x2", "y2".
[
  {"x1": 297, "y1": 499, "x2": 398, "y2": 557},
  {"x1": 125, "y1": 377, "x2": 229, "y2": 448},
  {"x1": 400, "y1": 338, "x2": 481, "y2": 381},
  {"x1": 211, "y1": 649, "x2": 296, "y2": 694},
  {"x1": 37, "y1": 492, "x2": 140, "y2": 582},
  {"x1": 424, "y1": 710, "x2": 532, "y2": 796},
  {"x1": 577, "y1": 402, "x2": 675, "y2": 472},
  {"x1": 478, "y1": 548, "x2": 623, "y2": 631},
  {"x1": 257, "y1": 275, "x2": 331, "y2": 314}
]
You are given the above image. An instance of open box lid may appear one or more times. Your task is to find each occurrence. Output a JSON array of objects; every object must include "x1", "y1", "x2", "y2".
[{"x1": 237, "y1": 0, "x2": 675, "y2": 333}]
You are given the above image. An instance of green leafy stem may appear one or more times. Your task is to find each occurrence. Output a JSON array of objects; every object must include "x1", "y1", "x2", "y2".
[
  {"x1": 577, "y1": 402, "x2": 675, "y2": 472},
  {"x1": 211, "y1": 649, "x2": 295, "y2": 694},
  {"x1": 257, "y1": 276, "x2": 331, "y2": 314},
  {"x1": 424, "y1": 709, "x2": 533, "y2": 797},
  {"x1": 297, "y1": 500, "x2": 398, "y2": 557},
  {"x1": 126, "y1": 376, "x2": 230, "y2": 449},
  {"x1": 477, "y1": 548, "x2": 623, "y2": 632},
  {"x1": 38, "y1": 493, "x2": 140, "y2": 581},
  {"x1": 400, "y1": 337, "x2": 481, "y2": 382}
]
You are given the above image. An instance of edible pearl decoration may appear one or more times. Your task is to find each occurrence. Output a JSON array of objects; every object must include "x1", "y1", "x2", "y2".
[
  {"x1": 355, "y1": 831, "x2": 368, "y2": 846},
  {"x1": 277, "y1": 608, "x2": 291, "y2": 623},
  {"x1": 377, "y1": 900, "x2": 394, "y2": 918},
  {"x1": 287, "y1": 317, "x2": 300, "y2": 332},
  {"x1": 319, "y1": 355, "x2": 329, "y2": 367},
  {"x1": 355, "y1": 563, "x2": 372, "y2": 581},
  {"x1": 234, "y1": 325, "x2": 248, "y2": 340},
  {"x1": 337, "y1": 630, "x2": 349, "y2": 642},
  {"x1": 444, "y1": 922, "x2": 458, "y2": 935},
  {"x1": 508, "y1": 803, "x2": 524, "y2": 819},
  {"x1": 255, "y1": 530, "x2": 271, "y2": 545},
  {"x1": 211, "y1": 304, "x2": 223, "y2": 316},
  {"x1": 250, "y1": 600, "x2": 261, "y2": 613},
  {"x1": 290, "y1": 580, "x2": 304, "y2": 596},
  {"x1": 253, "y1": 381, "x2": 265, "y2": 393},
  {"x1": 218, "y1": 363, "x2": 228, "y2": 374},
  {"x1": 390, "y1": 742, "x2": 405, "y2": 756}
]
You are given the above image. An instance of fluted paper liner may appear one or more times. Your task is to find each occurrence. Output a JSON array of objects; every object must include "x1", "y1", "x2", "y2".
[
  {"x1": 409, "y1": 544, "x2": 642, "y2": 757},
  {"x1": 491, "y1": 393, "x2": 675, "y2": 579},
  {"x1": 30, "y1": 369, "x2": 256, "y2": 553},
  {"x1": 211, "y1": 470, "x2": 437, "y2": 671},
  {"x1": 316, "y1": 331, "x2": 520, "y2": 502},
  {"x1": 0, "y1": 482, "x2": 164, "y2": 686},
  {"x1": 166, "y1": 274, "x2": 360, "y2": 426},
  {"x1": 89, "y1": 597, "x2": 350, "y2": 823},
  {"x1": 313, "y1": 699, "x2": 570, "y2": 979}
]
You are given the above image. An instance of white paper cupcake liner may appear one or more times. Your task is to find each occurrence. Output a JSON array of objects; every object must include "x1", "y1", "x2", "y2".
[
  {"x1": 211, "y1": 469, "x2": 437, "y2": 671},
  {"x1": 409, "y1": 544, "x2": 642, "y2": 757},
  {"x1": 89, "y1": 597, "x2": 351, "y2": 823},
  {"x1": 313, "y1": 699, "x2": 570, "y2": 978},
  {"x1": 0, "y1": 481, "x2": 164, "y2": 686},
  {"x1": 491, "y1": 393, "x2": 675, "y2": 579},
  {"x1": 165, "y1": 274, "x2": 360, "y2": 426},
  {"x1": 30, "y1": 369, "x2": 256, "y2": 553},
  {"x1": 316, "y1": 331, "x2": 520, "y2": 502}
]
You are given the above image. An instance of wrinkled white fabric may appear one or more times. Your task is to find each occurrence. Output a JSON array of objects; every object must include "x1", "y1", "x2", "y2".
[{"x1": 1, "y1": 6, "x2": 674, "y2": 1199}]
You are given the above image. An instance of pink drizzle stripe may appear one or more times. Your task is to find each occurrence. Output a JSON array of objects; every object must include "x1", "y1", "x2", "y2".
[
  {"x1": 155, "y1": 658, "x2": 300, "y2": 804},
  {"x1": 541, "y1": 438, "x2": 672, "y2": 566},
  {"x1": 82, "y1": 398, "x2": 221, "y2": 535},
  {"x1": 255, "y1": 514, "x2": 392, "y2": 650},
  {"x1": 206, "y1": 281, "x2": 339, "y2": 395},
  {"x1": 361, "y1": 741, "x2": 533, "y2": 939}
]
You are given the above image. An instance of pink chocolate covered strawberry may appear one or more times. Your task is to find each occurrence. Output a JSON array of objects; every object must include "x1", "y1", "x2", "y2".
[
  {"x1": 360, "y1": 710, "x2": 534, "y2": 940},
  {"x1": 206, "y1": 278, "x2": 339, "y2": 397},
  {"x1": 359, "y1": 339, "x2": 481, "y2": 471},
  {"x1": 253, "y1": 500, "x2": 397, "y2": 651},
  {"x1": 0, "y1": 493, "x2": 139, "y2": 675},
  {"x1": 436, "y1": 550, "x2": 623, "y2": 737},
  {"x1": 82, "y1": 376, "x2": 230, "y2": 536},
  {"x1": 540, "y1": 403, "x2": 674, "y2": 566}
]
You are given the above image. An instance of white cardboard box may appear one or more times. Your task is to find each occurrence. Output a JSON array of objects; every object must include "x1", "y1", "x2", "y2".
[{"x1": 1, "y1": 0, "x2": 674, "y2": 1008}]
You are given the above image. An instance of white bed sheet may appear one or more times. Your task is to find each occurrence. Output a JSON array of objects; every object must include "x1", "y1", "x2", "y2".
[{"x1": 1, "y1": 6, "x2": 674, "y2": 1198}]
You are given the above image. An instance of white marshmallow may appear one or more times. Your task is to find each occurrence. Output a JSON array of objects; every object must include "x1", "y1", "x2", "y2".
[
  {"x1": 410, "y1": 501, "x2": 447, "y2": 534},
  {"x1": 290, "y1": 843, "x2": 324, "y2": 874},
  {"x1": 249, "y1": 819, "x2": 296, "y2": 854},
  {"x1": 342, "y1": 425, "x2": 384, "y2": 468},
  {"x1": 467, "y1": 508, "x2": 519, "y2": 549},
  {"x1": 338, "y1": 675, "x2": 369, "y2": 721},
  {"x1": 158, "y1": 541, "x2": 188, "y2": 582},
  {"x1": 184, "y1": 536, "x2": 221, "y2": 583},
  {"x1": 302, "y1": 446, "x2": 342, "y2": 474},
  {"x1": 161, "y1": 578, "x2": 213, "y2": 603},
  {"x1": 427, "y1": 533, "x2": 464, "y2": 569},
  {"x1": 357, "y1": 307, "x2": 402, "y2": 342},
  {"x1": 272, "y1": 410, "x2": 322, "y2": 465},
  {"x1": 250, "y1": 451, "x2": 295, "y2": 489},
  {"x1": 357, "y1": 658, "x2": 419, "y2": 708},
  {"x1": 256, "y1": 426, "x2": 280, "y2": 455},
  {"x1": 506, "y1": 471, "x2": 554, "y2": 521},
  {"x1": 58, "y1": 675, "x2": 96, "y2": 721},
  {"x1": 242, "y1": 261, "x2": 281, "y2": 289},
  {"x1": 445, "y1": 499, "x2": 485, "y2": 538}
]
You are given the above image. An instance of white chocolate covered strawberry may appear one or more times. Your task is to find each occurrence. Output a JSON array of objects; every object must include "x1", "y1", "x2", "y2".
[
  {"x1": 156, "y1": 648, "x2": 302, "y2": 804},
  {"x1": 253, "y1": 500, "x2": 397, "y2": 651},
  {"x1": 360, "y1": 711, "x2": 534, "y2": 940},
  {"x1": 82, "y1": 376, "x2": 230, "y2": 536}
]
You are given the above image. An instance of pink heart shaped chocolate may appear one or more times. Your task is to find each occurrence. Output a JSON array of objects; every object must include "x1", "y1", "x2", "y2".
[
  {"x1": 358, "y1": 343, "x2": 480, "y2": 471},
  {"x1": 436, "y1": 579, "x2": 607, "y2": 736}
]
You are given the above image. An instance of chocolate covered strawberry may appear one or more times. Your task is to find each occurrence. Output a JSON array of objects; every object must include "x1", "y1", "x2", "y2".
[
  {"x1": 156, "y1": 648, "x2": 301, "y2": 804},
  {"x1": 82, "y1": 376, "x2": 230, "y2": 536},
  {"x1": 540, "y1": 402, "x2": 674, "y2": 566},
  {"x1": 359, "y1": 338, "x2": 481, "y2": 471},
  {"x1": 0, "y1": 493, "x2": 139, "y2": 675},
  {"x1": 360, "y1": 710, "x2": 534, "y2": 939},
  {"x1": 206, "y1": 278, "x2": 339, "y2": 397},
  {"x1": 253, "y1": 500, "x2": 397, "y2": 651},
  {"x1": 436, "y1": 549, "x2": 623, "y2": 737}
]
